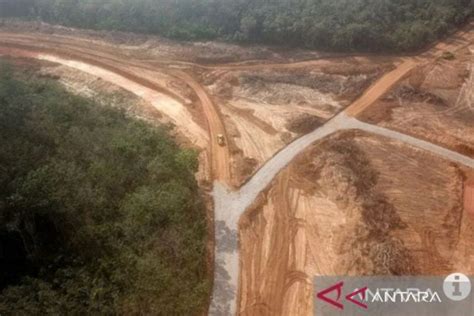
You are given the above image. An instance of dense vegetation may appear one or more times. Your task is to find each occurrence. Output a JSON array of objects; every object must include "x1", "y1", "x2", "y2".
[
  {"x1": 0, "y1": 61, "x2": 209, "y2": 314},
  {"x1": 1, "y1": 0, "x2": 473, "y2": 52}
]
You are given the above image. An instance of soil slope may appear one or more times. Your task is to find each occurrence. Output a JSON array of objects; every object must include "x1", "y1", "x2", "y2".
[{"x1": 238, "y1": 131, "x2": 474, "y2": 315}]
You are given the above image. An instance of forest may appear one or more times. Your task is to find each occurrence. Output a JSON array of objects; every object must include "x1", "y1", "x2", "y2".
[
  {"x1": 0, "y1": 60, "x2": 209, "y2": 314},
  {"x1": 0, "y1": 0, "x2": 472, "y2": 51}
]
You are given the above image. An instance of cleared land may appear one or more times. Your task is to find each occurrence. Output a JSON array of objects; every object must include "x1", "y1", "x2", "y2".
[
  {"x1": 358, "y1": 25, "x2": 474, "y2": 158},
  {"x1": 236, "y1": 24, "x2": 474, "y2": 316},
  {"x1": 205, "y1": 59, "x2": 394, "y2": 184},
  {"x1": 239, "y1": 131, "x2": 474, "y2": 315},
  {"x1": 0, "y1": 27, "x2": 394, "y2": 187},
  {"x1": 1, "y1": 21, "x2": 473, "y2": 316}
]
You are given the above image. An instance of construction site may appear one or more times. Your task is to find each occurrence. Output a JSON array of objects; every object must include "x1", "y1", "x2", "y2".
[{"x1": 1, "y1": 20, "x2": 473, "y2": 316}]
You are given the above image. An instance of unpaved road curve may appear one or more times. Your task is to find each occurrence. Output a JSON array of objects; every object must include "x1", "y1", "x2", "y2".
[
  {"x1": 35, "y1": 52, "x2": 209, "y2": 148},
  {"x1": 171, "y1": 70, "x2": 231, "y2": 183},
  {"x1": 0, "y1": 37, "x2": 232, "y2": 183},
  {"x1": 0, "y1": 37, "x2": 188, "y2": 104}
]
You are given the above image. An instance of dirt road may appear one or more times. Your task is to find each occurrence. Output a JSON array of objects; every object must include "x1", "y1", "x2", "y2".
[
  {"x1": 2, "y1": 26, "x2": 472, "y2": 184},
  {"x1": 171, "y1": 70, "x2": 231, "y2": 183},
  {"x1": 344, "y1": 23, "x2": 474, "y2": 117},
  {"x1": 6, "y1": 49, "x2": 209, "y2": 148},
  {"x1": 0, "y1": 34, "x2": 232, "y2": 183},
  {"x1": 345, "y1": 59, "x2": 417, "y2": 116}
]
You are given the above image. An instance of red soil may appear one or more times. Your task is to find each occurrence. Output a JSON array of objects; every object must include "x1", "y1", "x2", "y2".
[{"x1": 465, "y1": 177, "x2": 474, "y2": 217}]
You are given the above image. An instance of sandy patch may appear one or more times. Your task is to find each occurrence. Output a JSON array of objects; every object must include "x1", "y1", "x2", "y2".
[{"x1": 37, "y1": 54, "x2": 208, "y2": 148}]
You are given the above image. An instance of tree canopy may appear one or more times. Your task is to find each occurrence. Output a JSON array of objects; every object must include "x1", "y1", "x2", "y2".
[
  {"x1": 0, "y1": 61, "x2": 209, "y2": 314},
  {"x1": 1, "y1": 0, "x2": 473, "y2": 52}
]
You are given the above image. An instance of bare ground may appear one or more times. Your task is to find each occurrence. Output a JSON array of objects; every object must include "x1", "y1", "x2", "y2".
[
  {"x1": 204, "y1": 62, "x2": 394, "y2": 185},
  {"x1": 238, "y1": 131, "x2": 474, "y2": 315},
  {"x1": 465, "y1": 173, "x2": 474, "y2": 217},
  {"x1": 359, "y1": 44, "x2": 474, "y2": 158}
]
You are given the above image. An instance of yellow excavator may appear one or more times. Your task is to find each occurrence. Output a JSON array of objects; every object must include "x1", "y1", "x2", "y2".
[{"x1": 217, "y1": 134, "x2": 226, "y2": 146}]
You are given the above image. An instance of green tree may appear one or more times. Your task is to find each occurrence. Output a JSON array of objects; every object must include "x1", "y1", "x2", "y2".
[{"x1": 0, "y1": 61, "x2": 209, "y2": 314}]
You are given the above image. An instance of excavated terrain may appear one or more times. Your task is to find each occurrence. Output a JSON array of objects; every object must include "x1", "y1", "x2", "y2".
[
  {"x1": 0, "y1": 21, "x2": 396, "y2": 186},
  {"x1": 359, "y1": 44, "x2": 474, "y2": 158},
  {"x1": 204, "y1": 60, "x2": 394, "y2": 184},
  {"x1": 238, "y1": 131, "x2": 474, "y2": 315}
]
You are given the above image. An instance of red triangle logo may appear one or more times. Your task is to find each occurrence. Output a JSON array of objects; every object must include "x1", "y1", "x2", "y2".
[
  {"x1": 316, "y1": 281, "x2": 344, "y2": 310},
  {"x1": 345, "y1": 287, "x2": 368, "y2": 309}
]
